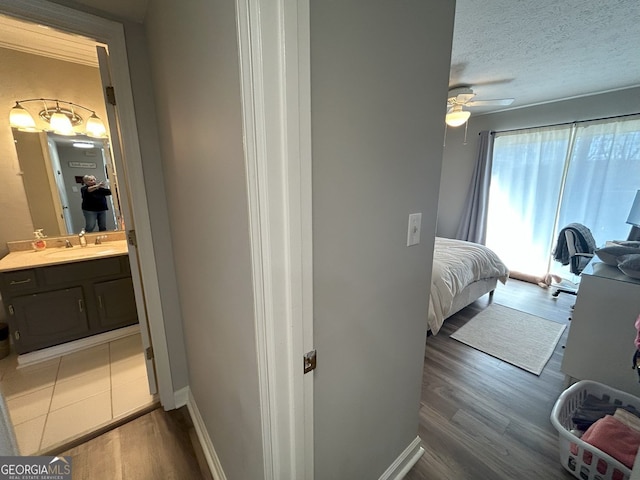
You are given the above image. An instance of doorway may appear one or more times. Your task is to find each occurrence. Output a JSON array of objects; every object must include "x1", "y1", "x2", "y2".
[
  {"x1": 0, "y1": 7, "x2": 164, "y2": 453},
  {"x1": 46, "y1": 133, "x2": 120, "y2": 234}
]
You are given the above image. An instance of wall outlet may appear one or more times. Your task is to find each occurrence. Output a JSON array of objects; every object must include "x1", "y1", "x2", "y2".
[{"x1": 407, "y1": 213, "x2": 422, "y2": 246}]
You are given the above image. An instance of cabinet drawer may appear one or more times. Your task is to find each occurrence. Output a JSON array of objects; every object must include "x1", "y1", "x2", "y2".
[
  {"x1": 0, "y1": 269, "x2": 38, "y2": 293},
  {"x1": 41, "y1": 257, "x2": 123, "y2": 286}
]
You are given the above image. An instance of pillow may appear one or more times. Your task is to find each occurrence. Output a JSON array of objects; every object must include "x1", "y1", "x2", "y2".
[
  {"x1": 618, "y1": 254, "x2": 640, "y2": 279},
  {"x1": 595, "y1": 245, "x2": 640, "y2": 266}
]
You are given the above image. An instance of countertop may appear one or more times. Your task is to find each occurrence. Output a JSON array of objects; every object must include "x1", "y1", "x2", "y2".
[
  {"x1": 583, "y1": 258, "x2": 640, "y2": 285},
  {"x1": 0, "y1": 240, "x2": 129, "y2": 272}
]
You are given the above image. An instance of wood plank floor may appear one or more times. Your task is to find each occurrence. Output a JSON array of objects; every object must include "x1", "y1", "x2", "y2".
[
  {"x1": 406, "y1": 278, "x2": 577, "y2": 480},
  {"x1": 53, "y1": 279, "x2": 578, "y2": 479},
  {"x1": 58, "y1": 406, "x2": 213, "y2": 480}
]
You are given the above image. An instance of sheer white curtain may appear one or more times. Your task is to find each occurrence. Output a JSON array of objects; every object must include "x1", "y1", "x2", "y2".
[
  {"x1": 486, "y1": 126, "x2": 571, "y2": 275},
  {"x1": 486, "y1": 116, "x2": 640, "y2": 279}
]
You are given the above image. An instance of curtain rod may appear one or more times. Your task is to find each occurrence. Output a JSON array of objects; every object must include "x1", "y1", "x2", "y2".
[{"x1": 489, "y1": 112, "x2": 640, "y2": 135}]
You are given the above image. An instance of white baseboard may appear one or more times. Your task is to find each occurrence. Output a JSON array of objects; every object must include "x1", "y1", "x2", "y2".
[
  {"x1": 378, "y1": 436, "x2": 424, "y2": 480},
  {"x1": 184, "y1": 388, "x2": 421, "y2": 480},
  {"x1": 17, "y1": 324, "x2": 140, "y2": 368},
  {"x1": 186, "y1": 388, "x2": 227, "y2": 480}
]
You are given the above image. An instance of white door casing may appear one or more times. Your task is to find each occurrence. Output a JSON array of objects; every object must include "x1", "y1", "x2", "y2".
[
  {"x1": 96, "y1": 45, "x2": 157, "y2": 395},
  {"x1": 235, "y1": 0, "x2": 313, "y2": 478},
  {"x1": 40, "y1": 134, "x2": 70, "y2": 233}
]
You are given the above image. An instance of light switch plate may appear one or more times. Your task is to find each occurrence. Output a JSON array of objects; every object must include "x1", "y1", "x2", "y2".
[{"x1": 407, "y1": 213, "x2": 422, "y2": 246}]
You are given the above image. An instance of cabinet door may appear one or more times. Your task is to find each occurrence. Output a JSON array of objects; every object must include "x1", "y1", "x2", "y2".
[
  {"x1": 10, "y1": 287, "x2": 90, "y2": 354},
  {"x1": 93, "y1": 277, "x2": 138, "y2": 330}
]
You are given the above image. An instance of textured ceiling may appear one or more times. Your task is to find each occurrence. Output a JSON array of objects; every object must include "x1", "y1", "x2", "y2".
[
  {"x1": 2, "y1": 0, "x2": 639, "y2": 118},
  {"x1": 450, "y1": 0, "x2": 640, "y2": 114}
]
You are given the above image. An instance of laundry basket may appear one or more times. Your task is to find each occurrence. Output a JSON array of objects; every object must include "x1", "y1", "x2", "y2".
[{"x1": 550, "y1": 380, "x2": 640, "y2": 480}]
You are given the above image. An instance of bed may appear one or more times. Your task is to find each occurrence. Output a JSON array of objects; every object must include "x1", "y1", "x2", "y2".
[{"x1": 428, "y1": 237, "x2": 510, "y2": 335}]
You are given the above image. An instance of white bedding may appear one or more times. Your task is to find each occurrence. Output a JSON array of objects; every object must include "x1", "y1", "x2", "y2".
[{"x1": 429, "y1": 237, "x2": 509, "y2": 334}]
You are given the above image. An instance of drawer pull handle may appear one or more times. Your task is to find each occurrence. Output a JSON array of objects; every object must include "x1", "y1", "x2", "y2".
[
  {"x1": 78, "y1": 299, "x2": 84, "y2": 313},
  {"x1": 9, "y1": 278, "x2": 31, "y2": 285}
]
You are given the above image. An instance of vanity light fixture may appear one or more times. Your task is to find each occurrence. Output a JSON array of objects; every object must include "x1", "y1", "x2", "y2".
[{"x1": 9, "y1": 98, "x2": 107, "y2": 138}]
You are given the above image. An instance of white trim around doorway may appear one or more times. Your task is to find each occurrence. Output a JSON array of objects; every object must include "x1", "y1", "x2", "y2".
[{"x1": 235, "y1": 0, "x2": 313, "y2": 478}]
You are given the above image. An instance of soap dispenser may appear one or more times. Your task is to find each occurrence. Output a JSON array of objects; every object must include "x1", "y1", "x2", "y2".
[
  {"x1": 79, "y1": 229, "x2": 87, "y2": 247},
  {"x1": 32, "y1": 229, "x2": 47, "y2": 251}
]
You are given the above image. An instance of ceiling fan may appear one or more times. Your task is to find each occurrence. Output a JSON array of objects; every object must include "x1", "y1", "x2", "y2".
[{"x1": 445, "y1": 86, "x2": 514, "y2": 127}]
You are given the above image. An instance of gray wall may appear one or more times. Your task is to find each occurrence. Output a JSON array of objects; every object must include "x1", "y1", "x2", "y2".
[
  {"x1": 42, "y1": 1, "x2": 456, "y2": 478},
  {"x1": 143, "y1": 1, "x2": 264, "y2": 479},
  {"x1": 438, "y1": 86, "x2": 640, "y2": 238},
  {"x1": 311, "y1": 1, "x2": 455, "y2": 478}
]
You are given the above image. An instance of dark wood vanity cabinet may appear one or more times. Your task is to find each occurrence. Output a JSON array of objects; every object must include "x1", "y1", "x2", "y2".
[
  {"x1": 10, "y1": 287, "x2": 90, "y2": 353},
  {"x1": 0, "y1": 256, "x2": 138, "y2": 354},
  {"x1": 93, "y1": 277, "x2": 138, "y2": 329}
]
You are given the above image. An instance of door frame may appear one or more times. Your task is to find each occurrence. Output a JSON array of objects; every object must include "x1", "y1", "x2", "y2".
[
  {"x1": 235, "y1": 0, "x2": 313, "y2": 477},
  {"x1": 0, "y1": 0, "x2": 175, "y2": 407},
  {"x1": 2, "y1": 0, "x2": 315, "y2": 474}
]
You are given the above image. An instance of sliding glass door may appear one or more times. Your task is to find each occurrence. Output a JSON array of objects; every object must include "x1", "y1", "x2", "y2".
[{"x1": 486, "y1": 116, "x2": 640, "y2": 278}]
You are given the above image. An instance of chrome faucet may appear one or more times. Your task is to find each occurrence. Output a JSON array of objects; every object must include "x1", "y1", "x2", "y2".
[
  {"x1": 78, "y1": 229, "x2": 87, "y2": 247},
  {"x1": 64, "y1": 239, "x2": 73, "y2": 248},
  {"x1": 95, "y1": 235, "x2": 107, "y2": 245}
]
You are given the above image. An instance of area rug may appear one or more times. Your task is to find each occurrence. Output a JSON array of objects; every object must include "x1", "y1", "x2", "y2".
[{"x1": 450, "y1": 304, "x2": 566, "y2": 375}]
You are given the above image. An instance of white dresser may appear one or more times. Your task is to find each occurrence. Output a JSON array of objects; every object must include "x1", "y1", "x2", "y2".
[{"x1": 562, "y1": 259, "x2": 640, "y2": 396}]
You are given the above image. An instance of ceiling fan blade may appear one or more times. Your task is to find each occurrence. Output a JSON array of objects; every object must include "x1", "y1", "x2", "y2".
[
  {"x1": 454, "y1": 93, "x2": 476, "y2": 104},
  {"x1": 466, "y1": 98, "x2": 514, "y2": 107}
]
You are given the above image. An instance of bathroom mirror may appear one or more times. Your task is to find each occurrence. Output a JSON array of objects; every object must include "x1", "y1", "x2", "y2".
[{"x1": 12, "y1": 129, "x2": 124, "y2": 236}]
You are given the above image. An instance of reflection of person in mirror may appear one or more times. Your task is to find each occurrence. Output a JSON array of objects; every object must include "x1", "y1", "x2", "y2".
[{"x1": 81, "y1": 174, "x2": 112, "y2": 232}]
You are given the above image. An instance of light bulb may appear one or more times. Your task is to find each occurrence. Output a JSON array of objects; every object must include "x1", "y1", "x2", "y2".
[
  {"x1": 50, "y1": 111, "x2": 75, "y2": 135},
  {"x1": 85, "y1": 113, "x2": 107, "y2": 138},
  {"x1": 445, "y1": 106, "x2": 471, "y2": 127},
  {"x1": 9, "y1": 103, "x2": 37, "y2": 131}
]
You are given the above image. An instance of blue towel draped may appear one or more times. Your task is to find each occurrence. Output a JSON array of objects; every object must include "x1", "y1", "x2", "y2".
[{"x1": 552, "y1": 223, "x2": 596, "y2": 266}]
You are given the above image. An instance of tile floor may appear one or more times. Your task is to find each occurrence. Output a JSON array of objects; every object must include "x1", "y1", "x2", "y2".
[{"x1": 0, "y1": 333, "x2": 156, "y2": 454}]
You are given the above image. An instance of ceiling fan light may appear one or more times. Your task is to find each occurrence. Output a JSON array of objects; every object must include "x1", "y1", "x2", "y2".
[
  {"x1": 445, "y1": 109, "x2": 471, "y2": 127},
  {"x1": 9, "y1": 103, "x2": 37, "y2": 131},
  {"x1": 85, "y1": 113, "x2": 107, "y2": 138},
  {"x1": 50, "y1": 111, "x2": 75, "y2": 135}
]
